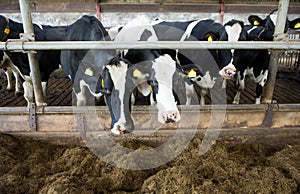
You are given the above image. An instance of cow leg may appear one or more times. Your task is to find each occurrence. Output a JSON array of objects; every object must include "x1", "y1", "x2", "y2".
[
  {"x1": 200, "y1": 88, "x2": 208, "y2": 105},
  {"x1": 256, "y1": 70, "x2": 268, "y2": 104},
  {"x1": 233, "y1": 72, "x2": 245, "y2": 104},
  {"x1": 41, "y1": 81, "x2": 47, "y2": 98},
  {"x1": 4, "y1": 68, "x2": 13, "y2": 91},
  {"x1": 12, "y1": 70, "x2": 22, "y2": 96},
  {"x1": 76, "y1": 80, "x2": 87, "y2": 106},
  {"x1": 150, "y1": 93, "x2": 156, "y2": 105},
  {"x1": 23, "y1": 81, "x2": 33, "y2": 107},
  {"x1": 255, "y1": 84, "x2": 263, "y2": 104},
  {"x1": 130, "y1": 93, "x2": 135, "y2": 107},
  {"x1": 185, "y1": 82, "x2": 194, "y2": 105},
  {"x1": 105, "y1": 94, "x2": 117, "y2": 129},
  {"x1": 222, "y1": 78, "x2": 227, "y2": 89}
]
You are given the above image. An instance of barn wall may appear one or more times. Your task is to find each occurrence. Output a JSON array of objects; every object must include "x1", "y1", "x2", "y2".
[
  {"x1": 0, "y1": 0, "x2": 300, "y2": 4},
  {"x1": 1, "y1": 2, "x2": 299, "y2": 28}
]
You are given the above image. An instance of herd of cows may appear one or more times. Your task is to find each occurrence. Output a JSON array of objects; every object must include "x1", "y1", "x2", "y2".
[{"x1": 0, "y1": 9, "x2": 300, "y2": 135}]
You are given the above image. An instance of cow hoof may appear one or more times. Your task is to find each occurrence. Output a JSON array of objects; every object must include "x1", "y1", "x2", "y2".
[
  {"x1": 111, "y1": 128, "x2": 121, "y2": 136},
  {"x1": 15, "y1": 91, "x2": 23, "y2": 97}
]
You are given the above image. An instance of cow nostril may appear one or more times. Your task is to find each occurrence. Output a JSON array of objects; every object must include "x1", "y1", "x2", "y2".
[{"x1": 166, "y1": 118, "x2": 175, "y2": 123}]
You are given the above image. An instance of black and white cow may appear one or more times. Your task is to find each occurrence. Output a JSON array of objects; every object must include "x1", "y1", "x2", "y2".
[
  {"x1": 0, "y1": 15, "x2": 63, "y2": 106},
  {"x1": 60, "y1": 16, "x2": 180, "y2": 136},
  {"x1": 143, "y1": 18, "x2": 247, "y2": 105},
  {"x1": 112, "y1": 16, "x2": 181, "y2": 135},
  {"x1": 232, "y1": 10, "x2": 300, "y2": 104},
  {"x1": 59, "y1": 15, "x2": 122, "y2": 131}
]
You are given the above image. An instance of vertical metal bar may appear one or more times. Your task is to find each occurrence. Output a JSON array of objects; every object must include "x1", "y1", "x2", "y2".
[
  {"x1": 264, "y1": 0, "x2": 289, "y2": 103},
  {"x1": 19, "y1": 0, "x2": 45, "y2": 106}
]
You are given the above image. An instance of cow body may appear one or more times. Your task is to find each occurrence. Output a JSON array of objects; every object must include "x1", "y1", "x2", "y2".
[
  {"x1": 233, "y1": 10, "x2": 300, "y2": 104},
  {"x1": 60, "y1": 15, "x2": 119, "y2": 107},
  {"x1": 145, "y1": 19, "x2": 246, "y2": 105},
  {"x1": 0, "y1": 15, "x2": 62, "y2": 106}
]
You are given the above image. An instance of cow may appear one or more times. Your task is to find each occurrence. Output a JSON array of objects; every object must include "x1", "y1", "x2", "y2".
[
  {"x1": 0, "y1": 15, "x2": 63, "y2": 106},
  {"x1": 248, "y1": 9, "x2": 300, "y2": 41},
  {"x1": 144, "y1": 18, "x2": 247, "y2": 105},
  {"x1": 232, "y1": 10, "x2": 300, "y2": 104},
  {"x1": 0, "y1": 52, "x2": 22, "y2": 95},
  {"x1": 112, "y1": 16, "x2": 181, "y2": 135},
  {"x1": 60, "y1": 16, "x2": 180, "y2": 136}
]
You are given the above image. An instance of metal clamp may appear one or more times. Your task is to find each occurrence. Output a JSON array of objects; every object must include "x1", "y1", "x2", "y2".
[
  {"x1": 29, "y1": 103, "x2": 37, "y2": 132},
  {"x1": 19, "y1": 33, "x2": 37, "y2": 53}
]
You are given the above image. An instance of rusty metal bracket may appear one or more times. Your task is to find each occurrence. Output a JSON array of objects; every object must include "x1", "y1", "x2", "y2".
[
  {"x1": 29, "y1": 103, "x2": 37, "y2": 132},
  {"x1": 19, "y1": 33, "x2": 37, "y2": 53},
  {"x1": 261, "y1": 102, "x2": 279, "y2": 128}
]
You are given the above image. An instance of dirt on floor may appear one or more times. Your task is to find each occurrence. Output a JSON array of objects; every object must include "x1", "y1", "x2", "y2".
[{"x1": 0, "y1": 132, "x2": 299, "y2": 194}]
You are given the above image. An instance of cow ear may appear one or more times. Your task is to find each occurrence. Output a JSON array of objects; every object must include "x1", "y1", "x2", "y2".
[
  {"x1": 248, "y1": 15, "x2": 264, "y2": 26},
  {"x1": 203, "y1": 32, "x2": 218, "y2": 41},
  {"x1": 289, "y1": 18, "x2": 300, "y2": 29}
]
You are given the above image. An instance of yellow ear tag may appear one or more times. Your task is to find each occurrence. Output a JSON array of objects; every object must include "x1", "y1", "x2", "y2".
[
  {"x1": 101, "y1": 79, "x2": 105, "y2": 88},
  {"x1": 294, "y1": 22, "x2": 300, "y2": 29},
  {"x1": 85, "y1": 67, "x2": 93, "y2": 76},
  {"x1": 149, "y1": 85, "x2": 153, "y2": 93},
  {"x1": 188, "y1": 69, "x2": 197, "y2": 78},
  {"x1": 254, "y1": 20, "x2": 260, "y2": 26},
  {"x1": 133, "y1": 69, "x2": 142, "y2": 78},
  {"x1": 4, "y1": 28, "x2": 10, "y2": 34},
  {"x1": 207, "y1": 35, "x2": 213, "y2": 42}
]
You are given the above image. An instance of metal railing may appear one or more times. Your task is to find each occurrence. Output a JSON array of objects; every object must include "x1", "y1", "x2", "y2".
[{"x1": 1, "y1": 41, "x2": 300, "y2": 51}]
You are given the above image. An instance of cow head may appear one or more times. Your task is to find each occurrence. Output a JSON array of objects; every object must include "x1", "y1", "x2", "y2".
[
  {"x1": 218, "y1": 20, "x2": 248, "y2": 79},
  {"x1": 248, "y1": 10, "x2": 300, "y2": 40},
  {"x1": 107, "y1": 52, "x2": 181, "y2": 136},
  {"x1": 150, "y1": 54, "x2": 180, "y2": 123},
  {"x1": 108, "y1": 17, "x2": 181, "y2": 135}
]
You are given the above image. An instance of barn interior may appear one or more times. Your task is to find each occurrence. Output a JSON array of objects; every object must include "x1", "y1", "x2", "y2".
[{"x1": 0, "y1": 1, "x2": 300, "y2": 193}]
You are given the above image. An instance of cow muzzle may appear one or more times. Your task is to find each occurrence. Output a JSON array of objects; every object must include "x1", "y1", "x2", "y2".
[
  {"x1": 219, "y1": 65, "x2": 236, "y2": 79},
  {"x1": 162, "y1": 111, "x2": 180, "y2": 123}
]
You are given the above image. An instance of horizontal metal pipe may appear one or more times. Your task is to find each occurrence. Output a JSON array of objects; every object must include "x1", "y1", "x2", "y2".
[{"x1": 0, "y1": 41, "x2": 299, "y2": 51}]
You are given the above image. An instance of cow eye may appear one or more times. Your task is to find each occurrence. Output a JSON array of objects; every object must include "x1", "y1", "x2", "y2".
[{"x1": 196, "y1": 77, "x2": 202, "y2": 81}]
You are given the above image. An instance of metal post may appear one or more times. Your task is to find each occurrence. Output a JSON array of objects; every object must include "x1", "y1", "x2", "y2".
[
  {"x1": 264, "y1": 0, "x2": 289, "y2": 104},
  {"x1": 19, "y1": 0, "x2": 45, "y2": 106}
]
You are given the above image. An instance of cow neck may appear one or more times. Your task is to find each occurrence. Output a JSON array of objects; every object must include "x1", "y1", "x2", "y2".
[
  {"x1": 1, "y1": 17, "x2": 10, "y2": 41},
  {"x1": 257, "y1": 27, "x2": 266, "y2": 40},
  {"x1": 5, "y1": 19, "x2": 24, "y2": 40}
]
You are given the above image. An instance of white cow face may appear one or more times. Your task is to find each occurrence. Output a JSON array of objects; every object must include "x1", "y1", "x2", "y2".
[
  {"x1": 152, "y1": 54, "x2": 181, "y2": 124},
  {"x1": 218, "y1": 20, "x2": 247, "y2": 79}
]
